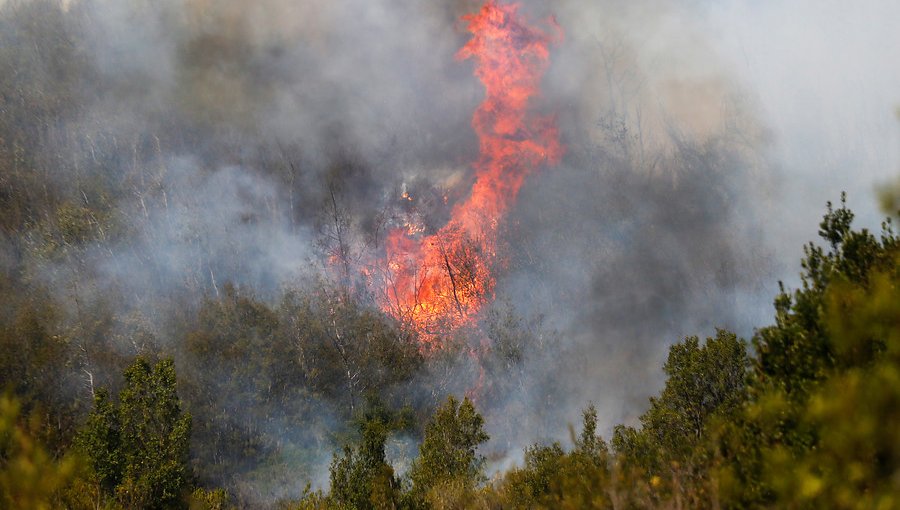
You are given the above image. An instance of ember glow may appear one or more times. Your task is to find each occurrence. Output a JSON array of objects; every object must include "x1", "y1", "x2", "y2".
[{"x1": 378, "y1": 1, "x2": 563, "y2": 344}]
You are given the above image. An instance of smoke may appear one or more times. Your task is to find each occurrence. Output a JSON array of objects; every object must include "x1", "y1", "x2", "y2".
[
  {"x1": 488, "y1": 0, "x2": 774, "y2": 441},
  {"x1": 476, "y1": 0, "x2": 900, "y2": 457},
  {"x1": 705, "y1": 0, "x2": 900, "y2": 261},
  {"x1": 3, "y1": 0, "x2": 899, "y2": 501}
]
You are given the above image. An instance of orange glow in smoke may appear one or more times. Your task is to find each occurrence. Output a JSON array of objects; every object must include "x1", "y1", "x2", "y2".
[{"x1": 380, "y1": 1, "x2": 562, "y2": 345}]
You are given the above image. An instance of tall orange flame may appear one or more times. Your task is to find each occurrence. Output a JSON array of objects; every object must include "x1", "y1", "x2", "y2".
[{"x1": 380, "y1": 1, "x2": 562, "y2": 345}]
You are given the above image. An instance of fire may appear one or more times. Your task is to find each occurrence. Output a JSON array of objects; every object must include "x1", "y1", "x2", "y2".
[{"x1": 379, "y1": 1, "x2": 563, "y2": 345}]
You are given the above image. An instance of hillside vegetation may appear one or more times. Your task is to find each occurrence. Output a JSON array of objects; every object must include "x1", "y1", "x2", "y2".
[{"x1": 2, "y1": 0, "x2": 900, "y2": 508}]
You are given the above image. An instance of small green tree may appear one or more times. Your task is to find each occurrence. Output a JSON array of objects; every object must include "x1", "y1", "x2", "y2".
[
  {"x1": 117, "y1": 357, "x2": 192, "y2": 509},
  {"x1": 76, "y1": 356, "x2": 192, "y2": 509},
  {"x1": 574, "y1": 404, "x2": 607, "y2": 465},
  {"x1": 609, "y1": 330, "x2": 748, "y2": 507},
  {"x1": 328, "y1": 398, "x2": 404, "y2": 510},
  {"x1": 501, "y1": 405, "x2": 612, "y2": 509},
  {"x1": 74, "y1": 388, "x2": 121, "y2": 492},
  {"x1": 642, "y1": 330, "x2": 748, "y2": 455},
  {"x1": 408, "y1": 396, "x2": 489, "y2": 503}
]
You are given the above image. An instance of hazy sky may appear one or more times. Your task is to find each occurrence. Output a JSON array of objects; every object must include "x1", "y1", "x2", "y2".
[{"x1": 705, "y1": 0, "x2": 900, "y2": 257}]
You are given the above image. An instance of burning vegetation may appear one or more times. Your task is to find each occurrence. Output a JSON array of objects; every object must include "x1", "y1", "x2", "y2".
[{"x1": 374, "y1": 2, "x2": 563, "y2": 344}]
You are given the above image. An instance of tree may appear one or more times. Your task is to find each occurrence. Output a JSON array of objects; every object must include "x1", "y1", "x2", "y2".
[
  {"x1": 499, "y1": 405, "x2": 612, "y2": 509},
  {"x1": 408, "y1": 396, "x2": 489, "y2": 503},
  {"x1": 0, "y1": 286, "x2": 80, "y2": 453},
  {"x1": 760, "y1": 268, "x2": 900, "y2": 509},
  {"x1": 608, "y1": 330, "x2": 748, "y2": 508},
  {"x1": 74, "y1": 388, "x2": 121, "y2": 493},
  {"x1": 611, "y1": 330, "x2": 748, "y2": 468},
  {"x1": 329, "y1": 444, "x2": 391, "y2": 510},
  {"x1": 76, "y1": 356, "x2": 192, "y2": 509},
  {"x1": 574, "y1": 404, "x2": 608, "y2": 465},
  {"x1": 707, "y1": 195, "x2": 900, "y2": 508},
  {"x1": 642, "y1": 330, "x2": 748, "y2": 455},
  {"x1": 752, "y1": 195, "x2": 893, "y2": 402},
  {"x1": 0, "y1": 394, "x2": 82, "y2": 510},
  {"x1": 117, "y1": 357, "x2": 192, "y2": 508},
  {"x1": 328, "y1": 397, "x2": 406, "y2": 510}
]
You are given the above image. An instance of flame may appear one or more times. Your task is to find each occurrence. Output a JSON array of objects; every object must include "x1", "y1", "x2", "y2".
[{"x1": 379, "y1": 1, "x2": 562, "y2": 345}]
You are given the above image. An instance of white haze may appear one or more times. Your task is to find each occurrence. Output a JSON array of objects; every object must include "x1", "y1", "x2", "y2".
[{"x1": 705, "y1": 0, "x2": 900, "y2": 265}]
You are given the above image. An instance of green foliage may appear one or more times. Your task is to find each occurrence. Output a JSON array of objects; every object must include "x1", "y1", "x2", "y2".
[
  {"x1": 0, "y1": 393, "x2": 83, "y2": 510},
  {"x1": 329, "y1": 443, "x2": 399, "y2": 510},
  {"x1": 609, "y1": 329, "x2": 748, "y2": 507},
  {"x1": 181, "y1": 284, "x2": 423, "y2": 493},
  {"x1": 0, "y1": 16, "x2": 898, "y2": 503},
  {"x1": 575, "y1": 404, "x2": 607, "y2": 464},
  {"x1": 117, "y1": 357, "x2": 192, "y2": 508},
  {"x1": 75, "y1": 388, "x2": 121, "y2": 492},
  {"x1": 716, "y1": 195, "x2": 900, "y2": 508},
  {"x1": 29, "y1": 201, "x2": 116, "y2": 259},
  {"x1": 408, "y1": 396, "x2": 489, "y2": 504},
  {"x1": 750, "y1": 242, "x2": 900, "y2": 508},
  {"x1": 52, "y1": 194, "x2": 897, "y2": 509},
  {"x1": 328, "y1": 397, "x2": 406, "y2": 510},
  {"x1": 509, "y1": 443, "x2": 566, "y2": 503},
  {"x1": 641, "y1": 330, "x2": 748, "y2": 457},
  {"x1": 76, "y1": 357, "x2": 193, "y2": 509},
  {"x1": 499, "y1": 405, "x2": 611, "y2": 509},
  {"x1": 0, "y1": 279, "x2": 81, "y2": 452},
  {"x1": 188, "y1": 487, "x2": 232, "y2": 510},
  {"x1": 281, "y1": 397, "x2": 412, "y2": 510},
  {"x1": 753, "y1": 195, "x2": 895, "y2": 401},
  {"x1": 878, "y1": 177, "x2": 900, "y2": 217}
]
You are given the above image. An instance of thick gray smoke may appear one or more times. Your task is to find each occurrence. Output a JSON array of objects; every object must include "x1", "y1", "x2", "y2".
[
  {"x1": 3, "y1": 0, "x2": 898, "y2": 501},
  {"x1": 481, "y1": 0, "x2": 900, "y2": 464}
]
